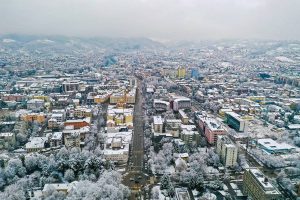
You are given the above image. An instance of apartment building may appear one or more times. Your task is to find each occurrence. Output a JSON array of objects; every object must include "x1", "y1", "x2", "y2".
[
  {"x1": 216, "y1": 135, "x2": 238, "y2": 167},
  {"x1": 243, "y1": 168, "x2": 282, "y2": 200}
]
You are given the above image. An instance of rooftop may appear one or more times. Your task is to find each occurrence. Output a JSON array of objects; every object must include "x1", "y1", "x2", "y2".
[{"x1": 153, "y1": 116, "x2": 163, "y2": 125}]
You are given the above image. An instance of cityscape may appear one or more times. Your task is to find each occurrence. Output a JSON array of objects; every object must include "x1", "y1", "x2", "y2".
[{"x1": 0, "y1": 1, "x2": 300, "y2": 200}]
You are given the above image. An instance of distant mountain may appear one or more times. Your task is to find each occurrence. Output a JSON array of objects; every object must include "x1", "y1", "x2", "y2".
[{"x1": 0, "y1": 34, "x2": 165, "y2": 53}]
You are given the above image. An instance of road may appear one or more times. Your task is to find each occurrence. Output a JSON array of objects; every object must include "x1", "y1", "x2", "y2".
[{"x1": 123, "y1": 79, "x2": 148, "y2": 199}]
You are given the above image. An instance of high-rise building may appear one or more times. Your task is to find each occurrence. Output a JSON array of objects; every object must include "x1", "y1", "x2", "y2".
[
  {"x1": 216, "y1": 135, "x2": 238, "y2": 167},
  {"x1": 177, "y1": 67, "x2": 186, "y2": 79},
  {"x1": 225, "y1": 111, "x2": 248, "y2": 132},
  {"x1": 243, "y1": 168, "x2": 282, "y2": 200}
]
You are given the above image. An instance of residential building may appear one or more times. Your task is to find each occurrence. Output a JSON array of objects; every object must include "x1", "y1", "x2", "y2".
[
  {"x1": 27, "y1": 99, "x2": 44, "y2": 111},
  {"x1": 243, "y1": 168, "x2": 282, "y2": 200},
  {"x1": 179, "y1": 109, "x2": 189, "y2": 124},
  {"x1": 49, "y1": 132, "x2": 63, "y2": 147},
  {"x1": 62, "y1": 81, "x2": 80, "y2": 92},
  {"x1": 180, "y1": 129, "x2": 200, "y2": 146},
  {"x1": 153, "y1": 100, "x2": 170, "y2": 111},
  {"x1": 153, "y1": 116, "x2": 163, "y2": 133},
  {"x1": 173, "y1": 97, "x2": 191, "y2": 111},
  {"x1": 216, "y1": 135, "x2": 238, "y2": 167},
  {"x1": 22, "y1": 113, "x2": 47, "y2": 123},
  {"x1": 199, "y1": 117, "x2": 226, "y2": 144},
  {"x1": 25, "y1": 137, "x2": 48, "y2": 153},
  {"x1": 64, "y1": 117, "x2": 91, "y2": 129}
]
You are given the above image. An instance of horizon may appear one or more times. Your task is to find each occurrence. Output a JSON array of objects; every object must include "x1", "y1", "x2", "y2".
[{"x1": 1, "y1": 0, "x2": 300, "y2": 41}]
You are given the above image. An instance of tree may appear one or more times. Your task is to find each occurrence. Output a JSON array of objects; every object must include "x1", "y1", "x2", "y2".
[
  {"x1": 167, "y1": 183, "x2": 175, "y2": 197},
  {"x1": 151, "y1": 187, "x2": 160, "y2": 200},
  {"x1": 64, "y1": 169, "x2": 75, "y2": 182},
  {"x1": 160, "y1": 173, "x2": 171, "y2": 190}
]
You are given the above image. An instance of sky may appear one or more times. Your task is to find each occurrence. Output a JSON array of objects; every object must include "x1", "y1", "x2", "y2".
[{"x1": 0, "y1": 0, "x2": 300, "y2": 41}]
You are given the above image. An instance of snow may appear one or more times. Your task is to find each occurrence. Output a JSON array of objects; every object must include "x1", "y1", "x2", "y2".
[
  {"x1": 152, "y1": 186, "x2": 166, "y2": 200},
  {"x1": 2, "y1": 39, "x2": 16, "y2": 43},
  {"x1": 275, "y1": 56, "x2": 294, "y2": 63},
  {"x1": 165, "y1": 165, "x2": 175, "y2": 174}
]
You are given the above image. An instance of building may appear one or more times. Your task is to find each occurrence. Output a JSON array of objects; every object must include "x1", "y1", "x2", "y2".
[
  {"x1": 248, "y1": 96, "x2": 266, "y2": 104},
  {"x1": 225, "y1": 111, "x2": 248, "y2": 132},
  {"x1": 43, "y1": 182, "x2": 78, "y2": 195},
  {"x1": 243, "y1": 168, "x2": 282, "y2": 200},
  {"x1": 64, "y1": 132, "x2": 80, "y2": 149},
  {"x1": 177, "y1": 67, "x2": 186, "y2": 79},
  {"x1": 49, "y1": 132, "x2": 63, "y2": 147},
  {"x1": 74, "y1": 106, "x2": 92, "y2": 118},
  {"x1": 165, "y1": 119, "x2": 182, "y2": 137},
  {"x1": 63, "y1": 126, "x2": 90, "y2": 148},
  {"x1": 103, "y1": 131, "x2": 132, "y2": 164},
  {"x1": 179, "y1": 109, "x2": 189, "y2": 124},
  {"x1": 173, "y1": 98, "x2": 191, "y2": 111},
  {"x1": 199, "y1": 117, "x2": 226, "y2": 144},
  {"x1": 257, "y1": 138, "x2": 296, "y2": 154},
  {"x1": 27, "y1": 99, "x2": 44, "y2": 111},
  {"x1": 1, "y1": 94, "x2": 25, "y2": 102},
  {"x1": 64, "y1": 117, "x2": 91, "y2": 129},
  {"x1": 48, "y1": 118, "x2": 59, "y2": 129},
  {"x1": 106, "y1": 106, "x2": 133, "y2": 128},
  {"x1": 0, "y1": 132, "x2": 16, "y2": 149},
  {"x1": 94, "y1": 94, "x2": 110, "y2": 104},
  {"x1": 191, "y1": 68, "x2": 200, "y2": 79},
  {"x1": 22, "y1": 113, "x2": 47, "y2": 123},
  {"x1": 153, "y1": 116, "x2": 163, "y2": 133},
  {"x1": 62, "y1": 81, "x2": 80, "y2": 92},
  {"x1": 51, "y1": 113, "x2": 64, "y2": 123},
  {"x1": 216, "y1": 135, "x2": 238, "y2": 167},
  {"x1": 175, "y1": 188, "x2": 191, "y2": 200},
  {"x1": 180, "y1": 129, "x2": 200, "y2": 146},
  {"x1": 153, "y1": 100, "x2": 170, "y2": 111},
  {"x1": 25, "y1": 137, "x2": 48, "y2": 153}
]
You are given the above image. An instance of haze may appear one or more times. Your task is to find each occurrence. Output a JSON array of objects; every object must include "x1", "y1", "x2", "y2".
[{"x1": 1, "y1": 0, "x2": 300, "y2": 41}]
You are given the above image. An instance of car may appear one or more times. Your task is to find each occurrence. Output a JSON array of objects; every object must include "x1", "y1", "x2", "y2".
[
  {"x1": 130, "y1": 178, "x2": 134, "y2": 181},
  {"x1": 138, "y1": 176, "x2": 142, "y2": 179}
]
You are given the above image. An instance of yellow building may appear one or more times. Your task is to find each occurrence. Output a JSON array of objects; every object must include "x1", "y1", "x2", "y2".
[
  {"x1": 94, "y1": 94, "x2": 110, "y2": 104},
  {"x1": 110, "y1": 93, "x2": 124, "y2": 104},
  {"x1": 125, "y1": 114, "x2": 133, "y2": 123},
  {"x1": 22, "y1": 113, "x2": 46, "y2": 123},
  {"x1": 74, "y1": 107, "x2": 92, "y2": 118},
  {"x1": 248, "y1": 96, "x2": 266, "y2": 104},
  {"x1": 33, "y1": 95, "x2": 49, "y2": 102},
  {"x1": 177, "y1": 67, "x2": 186, "y2": 79},
  {"x1": 106, "y1": 106, "x2": 133, "y2": 127}
]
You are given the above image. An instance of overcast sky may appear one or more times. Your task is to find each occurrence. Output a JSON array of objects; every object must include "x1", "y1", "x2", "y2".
[{"x1": 1, "y1": 0, "x2": 299, "y2": 41}]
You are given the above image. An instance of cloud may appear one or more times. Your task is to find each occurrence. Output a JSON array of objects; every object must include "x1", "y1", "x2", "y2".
[{"x1": 0, "y1": 0, "x2": 299, "y2": 40}]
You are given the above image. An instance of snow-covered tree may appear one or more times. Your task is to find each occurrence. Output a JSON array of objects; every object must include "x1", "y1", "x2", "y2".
[{"x1": 64, "y1": 169, "x2": 75, "y2": 182}]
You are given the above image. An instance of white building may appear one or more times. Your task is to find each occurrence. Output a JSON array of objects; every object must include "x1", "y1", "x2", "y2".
[
  {"x1": 216, "y1": 135, "x2": 238, "y2": 167},
  {"x1": 153, "y1": 116, "x2": 163, "y2": 133},
  {"x1": 153, "y1": 100, "x2": 170, "y2": 111},
  {"x1": 25, "y1": 137, "x2": 48, "y2": 153},
  {"x1": 103, "y1": 131, "x2": 132, "y2": 164},
  {"x1": 173, "y1": 98, "x2": 191, "y2": 111}
]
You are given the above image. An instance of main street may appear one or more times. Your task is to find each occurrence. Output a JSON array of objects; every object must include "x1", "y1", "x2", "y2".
[{"x1": 123, "y1": 79, "x2": 148, "y2": 199}]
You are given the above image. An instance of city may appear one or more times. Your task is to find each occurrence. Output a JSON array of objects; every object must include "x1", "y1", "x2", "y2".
[{"x1": 0, "y1": 1, "x2": 300, "y2": 200}]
